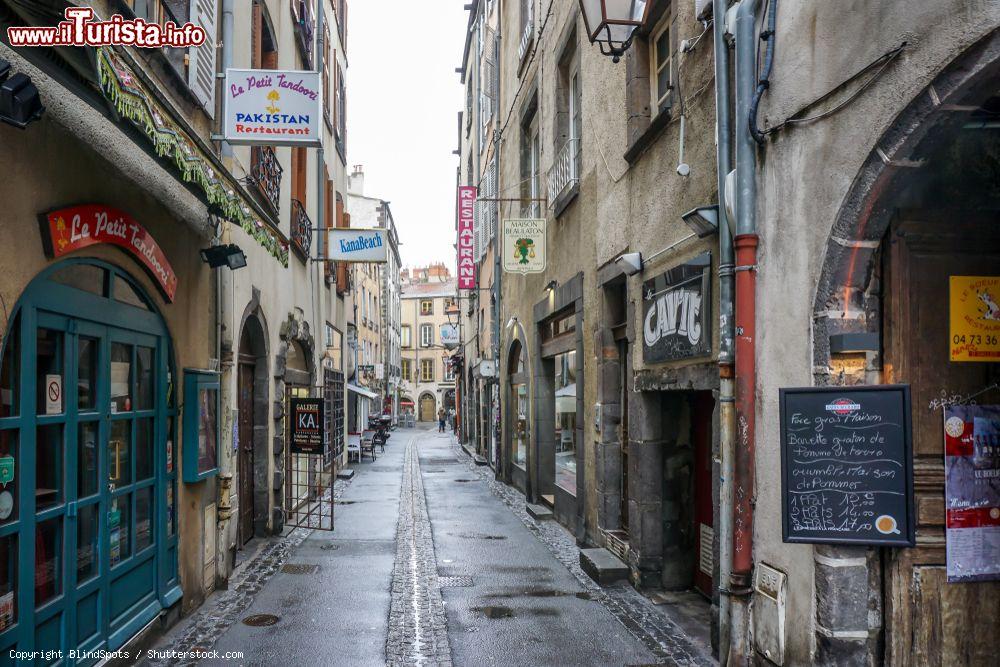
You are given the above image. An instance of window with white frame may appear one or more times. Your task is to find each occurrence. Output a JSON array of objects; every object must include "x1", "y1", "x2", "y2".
[
  {"x1": 650, "y1": 16, "x2": 673, "y2": 115},
  {"x1": 420, "y1": 324, "x2": 434, "y2": 347}
]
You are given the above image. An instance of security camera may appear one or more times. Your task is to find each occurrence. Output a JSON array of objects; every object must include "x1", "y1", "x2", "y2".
[{"x1": 615, "y1": 252, "x2": 643, "y2": 277}]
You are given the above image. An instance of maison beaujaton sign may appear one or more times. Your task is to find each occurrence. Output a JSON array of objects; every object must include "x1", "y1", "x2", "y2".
[{"x1": 642, "y1": 252, "x2": 712, "y2": 363}]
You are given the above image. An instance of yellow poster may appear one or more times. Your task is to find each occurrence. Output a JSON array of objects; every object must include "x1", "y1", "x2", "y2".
[{"x1": 950, "y1": 276, "x2": 1000, "y2": 362}]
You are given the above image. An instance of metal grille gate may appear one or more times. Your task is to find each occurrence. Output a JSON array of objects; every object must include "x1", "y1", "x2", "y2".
[{"x1": 284, "y1": 385, "x2": 335, "y2": 531}]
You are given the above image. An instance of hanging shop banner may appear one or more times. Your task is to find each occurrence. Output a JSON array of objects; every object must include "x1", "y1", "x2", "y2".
[
  {"x1": 223, "y1": 69, "x2": 322, "y2": 147},
  {"x1": 950, "y1": 276, "x2": 1000, "y2": 362},
  {"x1": 457, "y1": 186, "x2": 477, "y2": 289},
  {"x1": 502, "y1": 218, "x2": 547, "y2": 274},
  {"x1": 943, "y1": 404, "x2": 1000, "y2": 582},
  {"x1": 290, "y1": 397, "x2": 325, "y2": 455},
  {"x1": 327, "y1": 228, "x2": 388, "y2": 263},
  {"x1": 40, "y1": 204, "x2": 178, "y2": 302},
  {"x1": 642, "y1": 252, "x2": 712, "y2": 363},
  {"x1": 779, "y1": 385, "x2": 915, "y2": 547},
  {"x1": 440, "y1": 324, "x2": 460, "y2": 348}
]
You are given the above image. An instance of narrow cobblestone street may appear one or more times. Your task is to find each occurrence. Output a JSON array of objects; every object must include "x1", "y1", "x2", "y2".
[{"x1": 145, "y1": 427, "x2": 714, "y2": 666}]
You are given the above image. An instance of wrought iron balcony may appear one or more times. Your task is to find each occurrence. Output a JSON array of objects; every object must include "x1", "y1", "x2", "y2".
[
  {"x1": 290, "y1": 198, "x2": 312, "y2": 260},
  {"x1": 547, "y1": 138, "x2": 579, "y2": 208},
  {"x1": 518, "y1": 19, "x2": 534, "y2": 64},
  {"x1": 249, "y1": 146, "x2": 283, "y2": 214}
]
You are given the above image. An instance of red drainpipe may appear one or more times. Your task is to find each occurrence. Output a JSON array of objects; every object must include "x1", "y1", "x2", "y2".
[{"x1": 732, "y1": 233, "x2": 758, "y2": 586}]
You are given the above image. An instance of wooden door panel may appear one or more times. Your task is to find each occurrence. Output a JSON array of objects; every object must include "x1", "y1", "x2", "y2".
[
  {"x1": 238, "y1": 364, "x2": 255, "y2": 545},
  {"x1": 883, "y1": 211, "x2": 1000, "y2": 667}
]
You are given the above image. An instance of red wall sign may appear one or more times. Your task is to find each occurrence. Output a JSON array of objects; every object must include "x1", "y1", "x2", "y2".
[
  {"x1": 457, "y1": 186, "x2": 477, "y2": 290},
  {"x1": 40, "y1": 205, "x2": 178, "y2": 302}
]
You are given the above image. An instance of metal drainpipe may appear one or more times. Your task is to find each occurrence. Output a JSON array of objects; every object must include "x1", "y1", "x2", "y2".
[
  {"x1": 315, "y1": 1, "x2": 326, "y2": 390},
  {"x1": 216, "y1": 0, "x2": 236, "y2": 582},
  {"x1": 491, "y1": 5, "x2": 503, "y2": 479},
  {"x1": 712, "y1": 0, "x2": 735, "y2": 663},
  {"x1": 730, "y1": 0, "x2": 761, "y2": 663}
]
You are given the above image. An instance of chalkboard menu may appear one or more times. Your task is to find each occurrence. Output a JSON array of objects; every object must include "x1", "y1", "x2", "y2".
[{"x1": 779, "y1": 385, "x2": 915, "y2": 546}]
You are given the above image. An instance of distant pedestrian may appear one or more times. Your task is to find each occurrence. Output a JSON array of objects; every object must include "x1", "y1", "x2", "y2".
[{"x1": 438, "y1": 408, "x2": 446, "y2": 433}]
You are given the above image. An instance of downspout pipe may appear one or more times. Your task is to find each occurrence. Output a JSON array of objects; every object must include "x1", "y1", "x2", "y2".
[
  {"x1": 712, "y1": 0, "x2": 735, "y2": 663},
  {"x1": 730, "y1": 0, "x2": 761, "y2": 663}
]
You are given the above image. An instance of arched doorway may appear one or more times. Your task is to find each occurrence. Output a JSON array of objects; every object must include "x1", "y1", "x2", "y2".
[
  {"x1": 237, "y1": 312, "x2": 268, "y2": 546},
  {"x1": 810, "y1": 34, "x2": 1000, "y2": 664},
  {"x1": 418, "y1": 393, "x2": 436, "y2": 422},
  {"x1": 0, "y1": 259, "x2": 178, "y2": 656},
  {"x1": 507, "y1": 339, "x2": 529, "y2": 492}
]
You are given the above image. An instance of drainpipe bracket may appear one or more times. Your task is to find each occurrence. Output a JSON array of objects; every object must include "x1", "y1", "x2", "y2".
[{"x1": 734, "y1": 264, "x2": 757, "y2": 273}]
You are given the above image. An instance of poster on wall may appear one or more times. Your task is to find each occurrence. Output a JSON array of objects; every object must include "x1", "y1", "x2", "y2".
[
  {"x1": 943, "y1": 404, "x2": 1000, "y2": 582},
  {"x1": 642, "y1": 253, "x2": 712, "y2": 363},
  {"x1": 949, "y1": 276, "x2": 1000, "y2": 362},
  {"x1": 502, "y1": 218, "x2": 547, "y2": 274}
]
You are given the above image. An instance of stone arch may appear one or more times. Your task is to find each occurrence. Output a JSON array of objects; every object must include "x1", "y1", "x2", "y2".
[
  {"x1": 418, "y1": 391, "x2": 437, "y2": 422},
  {"x1": 503, "y1": 320, "x2": 531, "y2": 488},
  {"x1": 812, "y1": 30, "x2": 1000, "y2": 376},
  {"x1": 237, "y1": 291, "x2": 270, "y2": 539}
]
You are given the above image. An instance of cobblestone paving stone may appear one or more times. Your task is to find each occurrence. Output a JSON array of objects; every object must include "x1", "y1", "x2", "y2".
[
  {"x1": 143, "y1": 477, "x2": 352, "y2": 666},
  {"x1": 385, "y1": 436, "x2": 453, "y2": 667},
  {"x1": 452, "y1": 442, "x2": 714, "y2": 667}
]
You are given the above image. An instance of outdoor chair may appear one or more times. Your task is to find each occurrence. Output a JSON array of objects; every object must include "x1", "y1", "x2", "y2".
[{"x1": 361, "y1": 430, "x2": 378, "y2": 462}]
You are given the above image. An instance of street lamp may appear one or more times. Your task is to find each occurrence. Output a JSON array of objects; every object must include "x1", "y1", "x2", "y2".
[{"x1": 578, "y1": 0, "x2": 653, "y2": 63}]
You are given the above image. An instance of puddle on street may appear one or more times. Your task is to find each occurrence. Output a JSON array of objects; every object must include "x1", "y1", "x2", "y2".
[
  {"x1": 487, "y1": 589, "x2": 596, "y2": 600},
  {"x1": 471, "y1": 605, "x2": 514, "y2": 619}
]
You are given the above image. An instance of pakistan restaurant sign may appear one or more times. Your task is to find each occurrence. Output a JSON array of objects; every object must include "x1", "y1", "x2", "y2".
[
  {"x1": 224, "y1": 69, "x2": 322, "y2": 147},
  {"x1": 643, "y1": 252, "x2": 712, "y2": 363}
]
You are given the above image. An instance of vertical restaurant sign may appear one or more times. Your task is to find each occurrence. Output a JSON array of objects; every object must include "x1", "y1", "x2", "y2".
[
  {"x1": 502, "y1": 218, "x2": 547, "y2": 274},
  {"x1": 950, "y1": 276, "x2": 1000, "y2": 361},
  {"x1": 643, "y1": 252, "x2": 712, "y2": 363},
  {"x1": 457, "y1": 186, "x2": 477, "y2": 289},
  {"x1": 40, "y1": 205, "x2": 177, "y2": 302},
  {"x1": 290, "y1": 397, "x2": 326, "y2": 455},
  {"x1": 943, "y1": 404, "x2": 1000, "y2": 582},
  {"x1": 223, "y1": 69, "x2": 322, "y2": 147}
]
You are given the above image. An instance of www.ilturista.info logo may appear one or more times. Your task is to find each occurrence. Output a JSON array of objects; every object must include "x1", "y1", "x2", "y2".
[
  {"x1": 825, "y1": 398, "x2": 861, "y2": 416},
  {"x1": 7, "y1": 7, "x2": 206, "y2": 49}
]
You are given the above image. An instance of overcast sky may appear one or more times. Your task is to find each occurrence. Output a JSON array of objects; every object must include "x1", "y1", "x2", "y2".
[{"x1": 346, "y1": 1, "x2": 468, "y2": 273}]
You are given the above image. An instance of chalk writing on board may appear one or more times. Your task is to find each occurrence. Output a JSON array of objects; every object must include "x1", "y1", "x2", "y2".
[{"x1": 780, "y1": 385, "x2": 914, "y2": 546}]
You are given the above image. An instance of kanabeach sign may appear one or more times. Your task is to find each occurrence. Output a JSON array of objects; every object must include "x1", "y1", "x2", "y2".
[{"x1": 328, "y1": 228, "x2": 388, "y2": 263}]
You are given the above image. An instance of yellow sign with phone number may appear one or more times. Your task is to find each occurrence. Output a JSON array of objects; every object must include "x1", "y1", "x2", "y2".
[{"x1": 950, "y1": 276, "x2": 1000, "y2": 362}]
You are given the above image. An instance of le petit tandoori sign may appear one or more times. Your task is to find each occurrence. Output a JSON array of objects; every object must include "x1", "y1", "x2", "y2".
[{"x1": 40, "y1": 204, "x2": 178, "y2": 301}]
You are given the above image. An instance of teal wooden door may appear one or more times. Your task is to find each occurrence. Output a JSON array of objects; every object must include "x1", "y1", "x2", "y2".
[{"x1": 0, "y1": 261, "x2": 179, "y2": 665}]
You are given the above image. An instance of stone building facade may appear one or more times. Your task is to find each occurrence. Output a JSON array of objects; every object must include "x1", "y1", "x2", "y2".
[
  {"x1": 400, "y1": 274, "x2": 460, "y2": 423},
  {"x1": 454, "y1": 0, "x2": 1000, "y2": 664}
]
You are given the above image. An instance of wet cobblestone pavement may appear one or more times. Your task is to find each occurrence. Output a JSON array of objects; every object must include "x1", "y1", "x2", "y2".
[
  {"x1": 385, "y1": 436, "x2": 453, "y2": 666},
  {"x1": 142, "y1": 428, "x2": 714, "y2": 666},
  {"x1": 450, "y1": 442, "x2": 714, "y2": 666}
]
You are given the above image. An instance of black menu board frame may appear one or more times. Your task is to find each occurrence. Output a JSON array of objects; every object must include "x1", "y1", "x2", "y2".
[{"x1": 779, "y1": 384, "x2": 915, "y2": 547}]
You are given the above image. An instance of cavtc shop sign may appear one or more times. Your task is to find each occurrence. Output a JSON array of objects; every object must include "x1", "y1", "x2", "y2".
[
  {"x1": 223, "y1": 69, "x2": 322, "y2": 147},
  {"x1": 642, "y1": 252, "x2": 712, "y2": 363},
  {"x1": 40, "y1": 204, "x2": 178, "y2": 301}
]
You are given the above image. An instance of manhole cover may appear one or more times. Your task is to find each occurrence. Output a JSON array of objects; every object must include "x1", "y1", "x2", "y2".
[
  {"x1": 439, "y1": 576, "x2": 474, "y2": 588},
  {"x1": 281, "y1": 563, "x2": 320, "y2": 575},
  {"x1": 320, "y1": 544, "x2": 339, "y2": 551},
  {"x1": 453, "y1": 479, "x2": 476, "y2": 483},
  {"x1": 242, "y1": 614, "x2": 279, "y2": 627}
]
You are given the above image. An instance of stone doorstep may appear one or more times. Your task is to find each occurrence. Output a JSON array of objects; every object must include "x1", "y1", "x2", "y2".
[
  {"x1": 580, "y1": 547, "x2": 630, "y2": 586},
  {"x1": 472, "y1": 454, "x2": 489, "y2": 466},
  {"x1": 460, "y1": 443, "x2": 477, "y2": 458},
  {"x1": 336, "y1": 468, "x2": 356, "y2": 480},
  {"x1": 525, "y1": 503, "x2": 553, "y2": 521}
]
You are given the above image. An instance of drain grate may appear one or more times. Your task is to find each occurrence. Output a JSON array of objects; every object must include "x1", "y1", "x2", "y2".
[
  {"x1": 242, "y1": 613, "x2": 280, "y2": 627},
  {"x1": 281, "y1": 563, "x2": 320, "y2": 575},
  {"x1": 319, "y1": 543, "x2": 339, "y2": 551},
  {"x1": 439, "y1": 575, "x2": 474, "y2": 588}
]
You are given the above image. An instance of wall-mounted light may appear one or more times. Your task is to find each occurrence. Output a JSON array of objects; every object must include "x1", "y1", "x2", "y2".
[
  {"x1": 0, "y1": 59, "x2": 45, "y2": 129},
  {"x1": 829, "y1": 333, "x2": 879, "y2": 354},
  {"x1": 200, "y1": 244, "x2": 248, "y2": 270},
  {"x1": 615, "y1": 252, "x2": 643, "y2": 276},
  {"x1": 681, "y1": 205, "x2": 720, "y2": 238},
  {"x1": 578, "y1": 0, "x2": 653, "y2": 63},
  {"x1": 545, "y1": 280, "x2": 559, "y2": 293}
]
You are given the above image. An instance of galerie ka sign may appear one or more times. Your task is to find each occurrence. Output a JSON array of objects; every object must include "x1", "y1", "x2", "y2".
[
  {"x1": 224, "y1": 69, "x2": 322, "y2": 147},
  {"x1": 40, "y1": 204, "x2": 177, "y2": 302},
  {"x1": 642, "y1": 252, "x2": 712, "y2": 363},
  {"x1": 290, "y1": 397, "x2": 325, "y2": 455}
]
